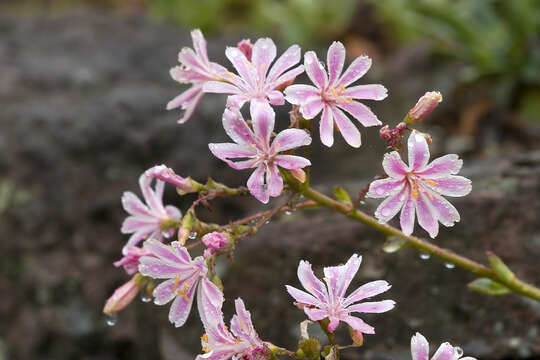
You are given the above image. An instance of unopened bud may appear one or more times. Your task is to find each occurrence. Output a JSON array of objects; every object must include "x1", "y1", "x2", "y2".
[
  {"x1": 202, "y1": 231, "x2": 229, "y2": 250},
  {"x1": 348, "y1": 325, "x2": 364, "y2": 346},
  {"x1": 405, "y1": 91, "x2": 442, "y2": 124},
  {"x1": 237, "y1": 39, "x2": 253, "y2": 62},
  {"x1": 114, "y1": 247, "x2": 153, "y2": 275},
  {"x1": 290, "y1": 168, "x2": 307, "y2": 183},
  {"x1": 103, "y1": 278, "x2": 139, "y2": 315},
  {"x1": 379, "y1": 122, "x2": 407, "y2": 150},
  {"x1": 145, "y1": 164, "x2": 201, "y2": 195},
  {"x1": 178, "y1": 211, "x2": 195, "y2": 245}
]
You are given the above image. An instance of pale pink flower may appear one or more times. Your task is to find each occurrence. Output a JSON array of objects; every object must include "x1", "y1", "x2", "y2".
[
  {"x1": 167, "y1": 29, "x2": 228, "y2": 123},
  {"x1": 145, "y1": 164, "x2": 198, "y2": 195},
  {"x1": 410, "y1": 333, "x2": 476, "y2": 360},
  {"x1": 286, "y1": 254, "x2": 395, "y2": 335},
  {"x1": 367, "y1": 131, "x2": 472, "y2": 238},
  {"x1": 203, "y1": 37, "x2": 304, "y2": 115},
  {"x1": 209, "y1": 106, "x2": 312, "y2": 204},
  {"x1": 138, "y1": 239, "x2": 223, "y2": 328},
  {"x1": 284, "y1": 41, "x2": 387, "y2": 148},
  {"x1": 121, "y1": 173, "x2": 182, "y2": 254},
  {"x1": 114, "y1": 246, "x2": 153, "y2": 275},
  {"x1": 197, "y1": 298, "x2": 264, "y2": 360},
  {"x1": 103, "y1": 278, "x2": 139, "y2": 315},
  {"x1": 202, "y1": 232, "x2": 228, "y2": 251}
]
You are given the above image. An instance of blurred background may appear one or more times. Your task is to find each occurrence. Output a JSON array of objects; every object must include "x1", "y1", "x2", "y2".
[{"x1": 0, "y1": 0, "x2": 539, "y2": 359}]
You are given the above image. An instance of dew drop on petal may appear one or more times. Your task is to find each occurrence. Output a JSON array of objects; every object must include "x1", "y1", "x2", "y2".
[
  {"x1": 380, "y1": 208, "x2": 391, "y2": 217},
  {"x1": 444, "y1": 262, "x2": 455, "y2": 269},
  {"x1": 419, "y1": 252, "x2": 431, "y2": 260},
  {"x1": 105, "y1": 313, "x2": 117, "y2": 326},
  {"x1": 454, "y1": 347, "x2": 463, "y2": 357},
  {"x1": 189, "y1": 232, "x2": 198, "y2": 240}
]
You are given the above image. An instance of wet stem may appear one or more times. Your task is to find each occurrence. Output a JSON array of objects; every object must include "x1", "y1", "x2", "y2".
[{"x1": 284, "y1": 175, "x2": 540, "y2": 302}]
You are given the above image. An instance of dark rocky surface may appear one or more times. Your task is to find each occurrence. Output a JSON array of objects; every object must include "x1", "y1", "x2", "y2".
[{"x1": 0, "y1": 9, "x2": 539, "y2": 360}]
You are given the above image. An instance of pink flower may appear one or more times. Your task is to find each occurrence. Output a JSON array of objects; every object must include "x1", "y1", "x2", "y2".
[
  {"x1": 367, "y1": 131, "x2": 472, "y2": 238},
  {"x1": 202, "y1": 232, "x2": 229, "y2": 251},
  {"x1": 410, "y1": 333, "x2": 476, "y2": 360},
  {"x1": 209, "y1": 106, "x2": 312, "y2": 204},
  {"x1": 284, "y1": 41, "x2": 387, "y2": 148},
  {"x1": 167, "y1": 29, "x2": 228, "y2": 123},
  {"x1": 198, "y1": 298, "x2": 264, "y2": 360},
  {"x1": 114, "y1": 246, "x2": 153, "y2": 275},
  {"x1": 103, "y1": 278, "x2": 139, "y2": 315},
  {"x1": 286, "y1": 254, "x2": 395, "y2": 335},
  {"x1": 203, "y1": 37, "x2": 304, "y2": 115},
  {"x1": 145, "y1": 164, "x2": 198, "y2": 195},
  {"x1": 121, "y1": 173, "x2": 182, "y2": 254},
  {"x1": 138, "y1": 239, "x2": 223, "y2": 327}
]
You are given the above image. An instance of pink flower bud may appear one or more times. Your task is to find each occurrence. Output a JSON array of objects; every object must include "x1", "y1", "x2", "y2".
[
  {"x1": 203, "y1": 248, "x2": 214, "y2": 258},
  {"x1": 145, "y1": 165, "x2": 197, "y2": 195},
  {"x1": 290, "y1": 168, "x2": 307, "y2": 183},
  {"x1": 406, "y1": 91, "x2": 442, "y2": 124},
  {"x1": 379, "y1": 122, "x2": 407, "y2": 149},
  {"x1": 103, "y1": 278, "x2": 139, "y2": 315},
  {"x1": 114, "y1": 247, "x2": 153, "y2": 275},
  {"x1": 237, "y1": 39, "x2": 253, "y2": 62},
  {"x1": 202, "y1": 231, "x2": 228, "y2": 250}
]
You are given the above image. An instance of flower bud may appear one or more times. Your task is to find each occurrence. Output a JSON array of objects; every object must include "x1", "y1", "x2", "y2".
[
  {"x1": 114, "y1": 247, "x2": 153, "y2": 275},
  {"x1": 202, "y1": 231, "x2": 229, "y2": 250},
  {"x1": 178, "y1": 211, "x2": 194, "y2": 245},
  {"x1": 405, "y1": 91, "x2": 442, "y2": 124},
  {"x1": 103, "y1": 278, "x2": 139, "y2": 315},
  {"x1": 290, "y1": 168, "x2": 307, "y2": 183},
  {"x1": 145, "y1": 164, "x2": 201, "y2": 195},
  {"x1": 237, "y1": 39, "x2": 253, "y2": 62}
]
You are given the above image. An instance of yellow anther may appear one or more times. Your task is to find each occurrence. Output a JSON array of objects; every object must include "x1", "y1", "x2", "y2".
[
  {"x1": 176, "y1": 281, "x2": 190, "y2": 302},
  {"x1": 235, "y1": 339, "x2": 241, "y2": 344},
  {"x1": 323, "y1": 277, "x2": 330, "y2": 283},
  {"x1": 201, "y1": 334, "x2": 209, "y2": 343},
  {"x1": 173, "y1": 274, "x2": 181, "y2": 291},
  {"x1": 339, "y1": 84, "x2": 346, "y2": 93},
  {"x1": 412, "y1": 190, "x2": 419, "y2": 199},
  {"x1": 339, "y1": 98, "x2": 347, "y2": 103},
  {"x1": 349, "y1": 97, "x2": 353, "y2": 103},
  {"x1": 427, "y1": 192, "x2": 434, "y2": 201},
  {"x1": 331, "y1": 87, "x2": 339, "y2": 98},
  {"x1": 246, "y1": 60, "x2": 252, "y2": 66},
  {"x1": 424, "y1": 179, "x2": 439, "y2": 186},
  {"x1": 226, "y1": 71, "x2": 235, "y2": 78},
  {"x1": 202, "y1": 346, "x2": 211, "y2": 353}
]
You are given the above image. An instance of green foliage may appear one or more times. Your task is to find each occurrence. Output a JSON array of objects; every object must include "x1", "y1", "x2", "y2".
[
  {"x1": 373, "y1": 0, "x2": 540, "y2": 110},
  {"x1": 468, "y1": 277, "x2": 511, "y2": 295},
  {"x1": 149, "y1": 0, "x2": 358, "y2": 45}
]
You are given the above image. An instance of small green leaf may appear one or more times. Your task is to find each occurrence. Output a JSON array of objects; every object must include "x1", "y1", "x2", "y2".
[
  {"x1": 487, "y1": 251, "x2": 515, "y2": 282},
  {"x1": 382, "y1": 236, "x2": 409, "y2": 253},
  {"x1": 468, "y1": 278, "x2": 511, "y2": 295},
  {"x1": 333, "y1": 186, "x2": 352, "y2": 204}
]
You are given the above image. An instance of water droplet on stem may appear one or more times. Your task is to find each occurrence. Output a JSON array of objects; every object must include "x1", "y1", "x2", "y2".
[
  {"x1": 189, "y1": 232, "x2": 198, "y2": 240},
  {"x1": 419, "y1": 252, "x2": 431, "y2": 260},
  {"x1": 444, "y1": 262, "x2": 455, "y2": 269},
  {"x1": 106, "y1": 313, "x2": 117, "y2": 326}
]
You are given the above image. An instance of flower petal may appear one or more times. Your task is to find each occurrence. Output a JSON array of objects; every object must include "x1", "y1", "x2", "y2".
[
  {"x1": 342, "y1": 316, "x2": 375, "y2": 334},
  {"x1": 168, "y1": 279, "x2": 198, "y2": 327},
  {"x1": 266, "y1": 164, "x2": 284, "y2": 197},
  {"x1": 153, "y1": 278, "x2": 177, "y2": 305},
  {"x1": 400, "y1": 185, "x2": 416, "y2": 236},
  {"x1": 122, "y1": 229, "x2": 153, "y2": 253},
  {"x1": 191, "y1": 29, "x2": 209, "y2": 63},
  {"x1": 251, "y1": 100, "x2": 275, "y2": 147},
  {"x1": 297, "y1": 260, "x2": 328, "y2": 302},
  {"x1": 268, "y1": 44, "x2": 301, "y2": 83},
  {"x1": 344, "y1": 280, "x2": 392, "y2": 306},
  {"x1": 247, "y1": 166, "x2": 269, "y2": 204},
  {"x1": 367, "y1": 177, "x2": 406, "y2": 198},
  {"x1": 326, "y1": 254, "x2": 362, "y2": 299},
  {"x1": 301, "y1": 96, "x2": 324, "y2": 119},
  {"x1": 408, "y1": 131, "x2": 430, "y2": 171},
  {"x1": 285, "y1": 285, "x2": 320, "y2": 306},
  {"x1": 121, "y1": 216, "x2": 158, "y2": 234},
  {"x1": 222, "y1": 108, "x2": 257, "y2": 146},
  {"x1": 331, "y1": 106, "x2": 361, "y2": 148},
  {"x1": 428, "y1": 190, "x2": 460, "y2": 227},
  {"x1": 272, "y1": 128, "x2": 312, "y2": 152},
  {"x1": 231, "y1": 298, "x2": 261, "y2": 345},
  {"x1": 166, "y1": 84, "x2": 203, "y2": 110},
  {"x1": 415, "y1": 191, "x2": 439, "y2": 238},
  {"x1": 320, "y1": 105, "x2": 334, "y2": 147},
  {"x1": 335, "y1": 101, "x2": 382, "y2": 127},
  {"x1": 208, "y1": 144, "x2": 256, "y2": 169},
  {"x1": 144, "y1": 239, "x2": 185, "y2": 264},
  {"x1": 345, "y1": 84, "x2": 388, "y2": 100},
  {"x1": 431, "y1": 343, "x2": 456, "y2": 360},
  {"x1": 374, "y1": 184, "x2": 407, "y2": 223},
  {"x1": 304, "y1": 51, "x2": 328, "y2": 89},
  {"x1": 427, "y1": 176, "x2": 472, "y2": 197},
  {"x1": 251, "y1": 38, "x2": 276, "y2": 79},
  {"x1": 284, "y1": 84, "x2": 320, "y2": 105},
  {"x1": 139, "y1": 256, "x2": 193, "y2": 279},
  {"x1": 382, "y1": 152, "x2": 409, "y2": 177},
  {"x1": 272, "y1": 65, "x2": 305, "y2": 89},
  {"x1": 411, "y1": 333, "x2": 430, "y2": 360},
  {"x1": 203, "y1": 81, "x2": 241, "y2": 94},
  {"x1": 416, "y1": 154, "x2": 463, "y2": 177},
  {"x1": 327, "y1": 41, "x2": 345, "y2": 86},
  {"x1": 347, "y1": 300, "x2": 395, "y2": 313},
  {"x1": 225, "y1": 46, "x2": 255, "y2": 86},
  {"x1": 338, "y1": 55, "x2": 371, "y2": 88},
  {"x1": 121, "y1": 191, "x2": 153, "y2": 217},
  {"x1": 274, "y1": 155, "x2": 311, "y2": 170},
  {"x1": 303, "y1": 307, "x2": 328, "y2": 321},
  {"x1": 197, "y1": 277, "x2": 225, "y2": 331}
]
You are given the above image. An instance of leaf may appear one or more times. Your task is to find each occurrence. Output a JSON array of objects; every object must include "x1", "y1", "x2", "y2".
[
  {"x1": 487, "y1": 252, "x2": 515, "y2": 282},
  {"x1": 382, "y1": 236, "x2": 409, "y2": 253},
  {"x1": 468, "y1": 278, "x2": 511, "y2": 295},
  {"x1": 333, "y1": 186, "x2": 352, "y2": 204}
]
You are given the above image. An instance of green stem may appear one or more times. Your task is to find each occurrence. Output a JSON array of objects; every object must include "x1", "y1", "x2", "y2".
[{"x1": 287, "y1": 180, "x2": 540, "y2": 302}]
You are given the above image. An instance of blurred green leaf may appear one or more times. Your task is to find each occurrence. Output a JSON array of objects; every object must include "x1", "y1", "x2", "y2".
[{"x1": 468, "y1": 278, "x2": 511, "y2": 295}]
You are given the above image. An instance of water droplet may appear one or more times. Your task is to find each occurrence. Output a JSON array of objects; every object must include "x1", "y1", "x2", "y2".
[
  {"x1": 141, "y1": 293, "x2": 152, "y2": 303},
  {"x1": 285, "y1": 211, "x2": 292, "y2": 216},
  {"x1": 444, "y1": 262, "x2": 455, "y2": 269},
  {"x1": 189, "y1": 232, "x2": 198, "y2": 240},
  {"x1": 265, "y1": 220, "x2": 270, "y2": 224},
  {"x1": 360, "y1": 200, "x2": 366, "y2": 205},
  {"x1": 419, "y1": 252, "x2": 430, "y2": 260},
  {"x1": 162, "y1": 230, "x2": 172, "y2": 239},
  {"x1": 105, "y1": 313, "x2": 117, "y2": 326},
  {"x1": 380, "y1": 208, "x2": 391, "y2": 217},
  {"x1": 454, "y1": 347, "x2": 463, "y2": 357}
]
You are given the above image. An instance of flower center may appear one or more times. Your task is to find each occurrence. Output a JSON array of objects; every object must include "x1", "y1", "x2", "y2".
[{"x1": 324, "y1": 85, "x2": 353, "y2": 104}]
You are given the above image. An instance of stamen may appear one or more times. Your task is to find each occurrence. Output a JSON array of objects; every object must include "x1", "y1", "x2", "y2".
[
  {"x1": 201, "y1": 334, "x2": 209, "y2": 343},
  {"x1": 427, "y1": 192, "x2": 434, "y2": 201},
  {"x1": 339, "y1": 84, "x2": 346, "y2": 93},
  {"x1": 331, "y1": 87, "x2": 339, "y2": 98},
  {"x1": 202, "y1": 346, "x2": 211, "y2": 353},
  {"x1": 173, "y1": 274, "x2": 181, "y2": 291},
  {"x1": 412, "y1": 191, "x2": 419, "y2": 199},
  {"x1": 424, "y1": 179, "x2": 439, "y2": 186},
  {"x1": 349, "y1": 97, "x2": 353, "y2": 103},
  {"x1": 176, "y1": 281, "x2": 190, "y2": 302}
]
